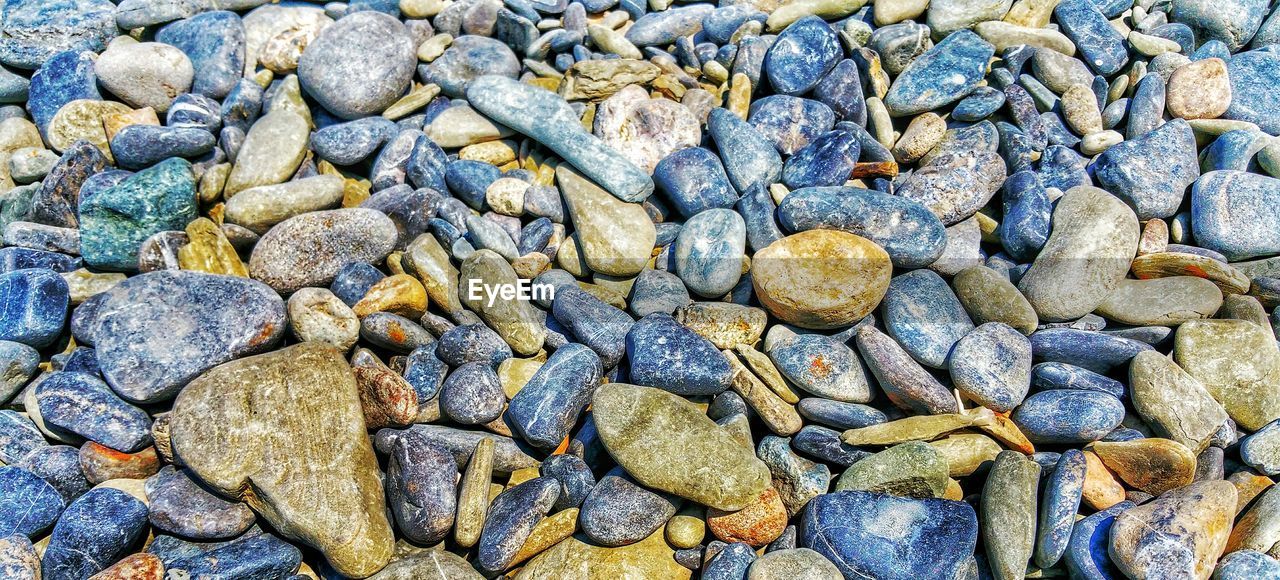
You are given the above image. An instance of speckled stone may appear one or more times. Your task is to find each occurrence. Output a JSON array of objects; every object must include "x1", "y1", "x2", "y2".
[
  {"x1": 40, "y1": 487, "x2": 148, "y2": 579},
  {"x1": 880, "y1": 269, "x2": 973, "y2": 368},
  {"x1": 1095, "y1": 277, "x2": 1223, "y2": 327},
  {"x1": 982, "y1": 451, "x2": 1040, "y2": 580},
  {"x1": 79, "y1": 157, "x2": 196, "y2": 271},
  {"x1": 895, "y1": 143, "x2": 1005, "y2": 226},
  {"x1": 763, "y1": 16, "x2": 841, "y2": 95},
  {"x1": 297, "y1": 11, "x2": 415, "y2": 118},
  {"x1": 580, "y1": 467, "x2": 679, "y2": 547},
  {"x1": 771, "y1": 332, "x2": 874, "y2": 404},
  {"x1": 626, "y1": 313, "x2": 732, "y2": 396},
  {"x1": 1171, "y1": 0, "x2": 1266, "y2": 52},
  {"x1": 709, "y1": 107, "x2": 783, "y2": 194},
  {"x1": 593, "y1": 85, "x2": 700, "y2": 174},
  {"x1": 1012, "y1": 389, "x2": 1125, "y2": 444},
  {"x1": 1130, "y1": 350, "x2": 1229, "y2": 453},
  {"x1": 248, "y1": 208, "x2": 397, "y2": 295},
  {"x1": 518, "y1": 525, "x2": 691, "y2": 579},
  {"x1": 1109, "y1": 481, "x2": 1237, "y2": 579},
  {"x1": 461, "y1": 250, "x2": 547, "y2": 356},
  {"x1": 949, "y1": 322, "x2": 1031, "y2": 413},
  {"x1": 0, "y1": 0, "x2": 117, "y2": 70},
  {"x1": 778, "y1": 186, "x2": 945, "y2": 269},
  {"x1": 884, "y1": 30, "x2": 994, "y2": 116},
  {"x1": 1167, "y1": 58, "x2": 1232, "y2": 120},
  {"x1": 1054, "y1": 0, "x2": 1128, "y2": 75},
  {"x1": 223, "y1": 111, "x2": 309, "y2": 197},
  {"x1": 835, "y1": 441, "x2": 949, "y2": 499},
  {"x1": 478, "y1": 477, "x2": 560, "y2": 575},
  {"x1": 1223, "y1": 51, "x2": 1280, "y2": 134},
  {"x1": 674, "y1": 208, "x2": 745, "y2": 298},
  {"x1": 0, "y1": 268, "x2": 69, "y2": 349},
  {"x1": 145, "y1": 466, "x2": 254, "y2": 540},
  {"x1": 0, "y1": 466, "x2": 64, "y2": 538},
  {"x1": 752, "y1": 230, "x2": 892, "y2": 329},
  {"x1": 34, "y1": 371, "x2": 150, "y2": 451},
  {"x1": 94, "y1": 41, "x2": 193, "y2": 114},
  {"x1": 1174, "y1": 319, "x2": 1280, "y2": 431},
  {"x1": 1191, "y1": 170, "x2": 1280, "y2": 261},
  {"x1": 155, "y1": 11, "x2": 246, "y2": 100},
  {"x1": 1034, "y1": 449, "x2": 1086, "y2": 568},
  {"x1": 1094, "y1": 118, "x2": 1199, "y2": 220}
]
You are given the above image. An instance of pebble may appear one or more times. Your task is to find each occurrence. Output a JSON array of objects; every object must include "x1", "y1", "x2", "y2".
[
  {"x1": 0, "y1": 268, "x2": 69, "y2": 348},
  {"x1": 145, "y1": 466, "x2": 254, "y2": 539},
  {"x1": 79, "y1": 157, "x2": 197, "y2": 271},
  {"x1": 1109, "y1": 481, "x2": 1237, "y2": 579},
  {"x1": 884, "y1": 30, "x2": 994, "y2": 116},
  {"x1": 752, "y1": 230, "x2": 892, "y2": 329},
  {"x1": 1174, "y1": 319, "x2": 1280, "y2": 431},
  {"x1": 94, "y1": 42, "x2": 193, "y2": 113},
  {"x1": 297, "y1": 11, "x2": 416, "y2": 118},
  {"x1": 248, "y1": 208, "x2": 398, "y2": 294}
]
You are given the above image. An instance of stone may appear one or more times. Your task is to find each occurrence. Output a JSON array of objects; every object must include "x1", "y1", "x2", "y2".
[
  {"x1": 949, "y1": 322, "x2": 1031, "y2": 413},
  {"x1": 1095, "y1": 277, "x2": 1222, "y2": 326},
  {"x1": 517, "y1": 526, "x2": 691, "y2": 579},
  {"x1": 1090, "y1": 438, "x2": 1198, "y2": 495},
  {"x1": 747, "y1": 548, "x2": 841, "y2": 580},
  {"x1": 772, "y1": 332, "x2": 875, "y2": 404},
  {"x1": 558, "y1": 165, "x2": 654, "y2": 278},
  {"x1": 0, "y1": 535, "x2": 38, "y2": 579},
  {"x1": 1171, "y1": 0, "x2": 1266, "y2": 52},
  {"x1": 225, "y1": 176, "x2": 346, "y2": 235},
  {"x1": 1192, "y1": 170, "x2": 1280, "y2": 261},
  {"x1": 982, "y1": 451, "x2": 1040, "y2": 580},
  {"x1": 1130, "y1": 350, "x2": 1230, "y2": 452},
  {"x1": 835, "y1": 441, "x2": 949, "y2": 498},
  {"x1": 1240, "y1": 420, "x2": 1280, "y2": 476},
  {"x1": 674, "y1": 208, "x2": 746, "y2": 298},
  {"x1": 169, "y1": 343, "x2": 394, "y2": 578},
  {"x1": 35, "y1": 371, "x2": 151, "y2": 452},
  {"x1": 799, "y1": 491, "x2": 978, "y2": 580},
  {"x1": 460, "y1": 250, "x2": 547, "y2": 356},
  {"x1": 881, "y1": 269, "x2": 974, "y2": 368},
  {"x1": 155, "y1": 10, "x2": 247, "y2": 100},
  {"x1": 1108, "y1": 481, "x2": 1237, "y2": 579},
  {"x1": 0, "y1": 0, "x2": 116, "y2": 70},
  {"x1": 40, "y1": 488, "x2": 148, "y2": 579},
  {"x1": 1054, "y1": 0, "x2": 1128, "y2": 75},
  {"x1": 1174, "y1": 319, "x2": 1280, "y2": 431},
  {"x1": 0, "y1": 268, "x2": 69, "y2": 349},
  {"x1": 1168, "y1": 58, "x2": 1232, "y2": 120},
  {"x1": 1011, "y1": 389, "x2": 1125, "y2": 444},
  {"x1": 145, "y1": 466, "x2": 255, "y2": 540},
  {"x1": 592, "y1": 383, "x2": 772, "y2": 511},
  {"x1": 777, "y1": 186, "x2": 946, "y2": 269},
  {"x1": 580, "y1": 468, "x2": 679, "y2": 547},
  {"x1": 79, "y1": 157, "x2": 197, "y2": 271},
  {"x1": 1018, "y1": 186, "x2": 1139, "y2": 322},
  {"x1": 1094, "y1": 118, "x2": 1199, "y2": 220},
  {"x1": 298, "y1": 11, "x2": 416, "y2": 118},
  {"x1": 223, "y1": 111, "x2": 310, "y2": 197},
  {"x1": 94, "y1": 42, "x2": 193, "y2": 113},
  {"x1": 895, "y1": 145, "x2": 1005, "y2": 226},
  {"x1": 707, "y1": 487, "x2": 789, "y2": 547},
  {"x1": 708, "y1": 107, "x2": 783, "y2": 194},
  {"x1": 748, "y1": 95, "x2": 836, "y2": 156},
  {"x1": 884, "y1": 30, "x2": 995, "y2": 116},
  {"x1": 0, "y1": 466, "x2": 64, "y2": 538},
  {"x1": 477, "y1": 477, "x2": 559, "y2": 575},
  {"x1": 952, "y1": 265, "x2": 1039, "y2": 334},
  {"x1": 249, "y1": 208, "x2": 398, "y2": 295},
  {"x1": 562, "y1": 59, "x2": 661, "y2": 101},
  {"x1": 386, "y1": 431, "x2": 458, "y2": 545},
  {"x1": 764, "y1": 16, "x2": 841, "y2": 95},
  {"x1": 752, "y1": 231, "x2": 892, "y2": 329}
]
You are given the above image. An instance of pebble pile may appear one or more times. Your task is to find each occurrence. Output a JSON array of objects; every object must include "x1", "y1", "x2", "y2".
[{"x1": 2, "y1": 0, "x2": 1280, "y2": 578}]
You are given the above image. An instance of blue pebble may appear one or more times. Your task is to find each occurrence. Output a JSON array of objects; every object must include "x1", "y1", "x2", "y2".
[
  {"x1": 781, "y1": 130, "x2": 860, "y2": 190},
  {"x1": 1034, "y1": 449, "x2": 1086, "y2": 568},
  {"x1": 1126, "y1": 72, "x2": 1165, "y2": 140},
  {"x1": 953, "y1": 86, "x2": 1006, "y2": 122},
  {"x1": 166, "y1": 93, "x2": 222, "y2": 133},
  {"x1": 1223, "y1": 50, "x2": 1280, "y2": 133},
  {"x1": 311, "y1": 117, "x2": 399, "y2": 166},
  {"x1": 800, "y1": 491, "x2": 978, "y2": 580},
  {"x1": 0, "y1": 0, "x2": 116, "y2": 70},
  {"x1": 1004, "y1": 84, "x2": 1047, "y2": 151},
  {"x1": 540, "y1": 453, "x2": 596, "y2": 511},
  {"x1": 1055, "y1": 0, "x2": 1129, "y2": 75},
  {"x1": 1029, "y1": 328, "x2": 1154, "y2": 373},
  {"x1": 407, "y1": 134, "x2": 449, "y2": 192},
  {"x1": 674, "y1": 208, "x2": 746, "y2": 298},
  {"x1": 0, "y1": 466, "x2": 64, "y2": 538},
  {"x1": 764, "y1": 16, "x2": 841, "y2": 95},
  {"x1": 855, "y1": 324, "x2": 959, "y2": 415},
  {"x1": 748, "y1": 95, "x2": 836, "y2": 155},
  {"x1": 0, "y1": 268, "x2": 68, "y2": 348},
  {"x1": 41, "y1": 488, "x2": 149, "y2": 580},
  {"x1": 1095, "y1": 118, "x2": 1198, "y2": 220},
  {"x1": 1011, "y1": 389, "x2": 1125, "y2": 444},
  {"x1": 553, "y1": 287, "x2": 633, "y2": 367},
  {"x1": 1064, "y1": 500, "x2": 1133, "y2": 580},
  {"x1": 0, "y1": 247, "x2": 82, "y2": 274},
  {"x1": 35, "y1": 371, "x2": 152, "y2": 452},
  {"x1": 446, "y1": 159, "x2": 502, "y2": 211},
  {"x1": 330, "y1": 262, "x2": 386, "y2": 307},
  {"x1": 16, "y1": 445, "x2": 89, "y2": 504},
  {"x1": 1171, "y1": 0, "x2": 1266, "y2": 52},
  {"x1": 507, "y1": 343, "x2": 602, "y2": 449},
  {"x1": 1240, "y1": 419, "x2": 1280, "y2": 475},
  {"x1": 652, "y1": 147, "x2": 738, "y2": 218},
  {"x1": 440, "y1": 361, "x2": 506, "y2": 425},
  {"x1": 477, "y1": 477, "x2": 559, "y2": 574},
  {"x1": 155, "y1": 11, "x2": 246, "y2": 100},
  {"x1": 370, "y1": 128, "x2": 418, "y2": 191},
  {"x1": 709, "y1": 107, "x2": 782, "y2": 193},
  {"x1": 999, "y1": 171, "x2": 1051, "y2": 262},
  {"x1": 437, "y1": 323, "x2": 512, "y2": 367},
  {"x1": 219, "y1": 78, "x2": 263, "y2": 135},
  {"x1": 1150, "y1": 23, "x2": 1196, "y2": 55},
  {"x1": 1190, "y1": 170, "x2": 1280, "y2": 260},
  {"x1": 625, "y1": 313, "x2": 732, "y2": 396},
  {"x1": 1038, "y1": 144, "x2": 1091, "y2": 192},
  {"x1": 624, "y1": 4, "x2": 715, "y2": 47},
  {"x1": 883, "y1": 30, "x2": 994, "y2": 116},
  {"x1": 770, "y1": 333, "x2": 872, "y2": 403},
  {"x1": 628, "y1": 269, "x2": 691, "y2": 317},
  {"x1": 704, "y1": 542, "x2": 756, "y2": 579},
  {"x1": 1214, "y1": 550, "x2": 1280, "y2": 580},
  {"x1": 402, "y1": 343, "x2": 447, "y2": 402},
  {"x1": 580, "y1": 467, "x2": 679, "y2": 547},
  {"x1": 702, "y1": 5, "x2": 764, "y2": 44},
  {"x1": 78, "y1": 157, "x2": 197, "y2": 271},
  {"x1": 796, "y1": 398, "x2": 887, "y2": 430},
  {"x1": 387, "y1": 431, "x2": 457, "y2": 544},
  {"x1": 166, "y1": 533, "x2": 302, "y2": 579},
  {"x1": 0, "y1": 410, "x2": 48, "y2": 464},
  {"x1": 1200, "y1": 129, "x2": 1264, "y2": 172},
  {"x1": 792, "y1": 425, "x2": 870, "y2": 467},
  {"x1": 26, "y1": 50, "x2": 99, "y2": 132},
  {"x1": 881, "y1": 270, "x2": 974, "y2": 368},
  {"x1": 518, "y1": 217, "x2": 554, "y2": 255},
  {"x1": 813, "y1": 59, "x2": 867, "y2": 125},
  {"x1": 361, "y1": 185, "x2": 440, "y2": 246},
  {"x1": 110, "y1": 125, "x2": 216, "y2": 171},
  {"x1": 1030, "y1": 362, "x2": 1126, "y2": 399},
  {"x1": 778, "y1": 186, "x2": 946, "y2": 268}
]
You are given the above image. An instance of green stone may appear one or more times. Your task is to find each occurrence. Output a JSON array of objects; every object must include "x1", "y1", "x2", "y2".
[
  {"x1": 834, "y1": 441, "x2": 950, "y2": 498},
  {"x1": 79, "y1": 157, "x2": 197, "y2": 271}
]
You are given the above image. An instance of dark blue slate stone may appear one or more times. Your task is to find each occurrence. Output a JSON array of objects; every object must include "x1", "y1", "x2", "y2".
[
  {"x1": 1094, "y1": 118, "x2": 1199, "y2": 220},
  {"x1": 704, "y1": 542, "x2": 756, "y2": 579},
  {"x1": 438, "y1": 323, "x2": 512, "y2": 367},
  {"x1": 552, "y1": 286, "x2": 633, "y2": 369},
  {"x1": 580, "y1": 467, "x2": 679, "y2": 547},
  {"x1": 155, "y1": 11, "x2": 247, "y2": 100},
  {"x1": 778, "y1": 186, "x2": 946, "y2": 268},
  {"x1": 1224, "y1": 51, "x2": 1280, "y2": 133},
  {"x1": 737, "y1": 183, "x2": 785, "y2": 253},
  {"x1": 30, "y1": 139, "x2": 109, "y2": 228},
  {"x1": 953, "y1": 85, "x2": 1005, "y2": 122},
  {"x1": 446, "y1": 159, "x2": 502, "y2": 210},
  {"x1": 770, "y1": 333, "x2": 872, "y2": 403},
  {"x1": 166, "y1": 533, "x2": 302, "y2": 579},
  {"x1": 796, "y1": 398, "x2": 887, "y2": 430},
  {"x1": 0, "y1": 268, "x2": 68, "y2": 348},
  {"x1": 1101, "y1": 427, "x2": 1144, "y2": 442},
  {"x1": 1043, "y1": 111, "x2": 1082, "y2": 148},
  {"x1": 26, "y1": 50, "x2": 99, "y2": 132},
  {"x1": 763, "y1": 16, "x2": 841, "y2": 95},
  {"x1": 440, "y1": 361, "x2": 506, "y2": 425},
  {"x1": 330, "y1": 262, "x2": 386, "y2": 307},
  {"x1": 625, "y1": 313, "x2": 732, "y2": 396},
  {"x1": 1030, "y1": 362, "x2": 1126, "y2": 398},
  {"x1": 781, "y1": 130, "x2": 860, "y2": 190},
  {"x1": 371, "y1": 129, "x2": 419, "y2": 192},
  {"x1": 1029, "y1": 328, "x2": 1154, "y2": 373},
  {"x1": 999, "y1": 171, "x2": 1051, "y2": 262},
  {"x1": 362, "y1": 185, "x2": 441, "y2": 247},
  {"x1": 311, "y1": 117, "x2": 398, "y2": 166},
  {"x1": 1034, "y1": 449, "x2": 1086, "y2": 568},
  {"x1": 166, "y1": 93, "x2": 222, "y2": 133},
  {"x1": 1064, "y1": 500, "x2": 1133, "y2": 580},
  {"x1": 1214, "y1": 550, "x2": 1280, "y2": 580},
  {"x1": 540, "y1": 453, "x2": 595, "y2": 511},
  {"x1": 881, "y1": 270, "x2": 974, "y2": 368},
  {"x1": 1055, "y1": 0, "x2": 1129, "y2": 75},
  {"x1": 792, "y1": 425, "x2": 871, "y2": 467},
  {"x1": 800, "y1": 491, "x2": 978, "y2": 580},
  {"x1": 219, "y1": 79, "x2": 264, "y2": 135},
  {"x1": 855, "y1": 324, "x2": 959, "y2": 415},
  {"x1": 1004, "y1": 84, "x2": 1047, "y2": 151},
  {"x1": 0, "y1": 410, "x2": 48, "y2": 465},
  {"x1": 110, "y1": 125, "x2": 217, "y2": 171},
  {"x1": 702, "y1": 5, "x2": 764, "y2": 44},
  {"x1": 507, "y1": 343, "x2": 602, "y2": 449},
  {"x1": 709, "y1": 106, "x2": 782, "y2": 193},
  {"x1": 35, "y1": 371, "x2": 152, "y2": 452},
  {"x1": 402, "y1": 343, "x2": 447, "y2": 403},
  {"x1": 14, "y1": 445, "x2": 88, "y2": 503},
  {"x1": 405, "y1": 136, "x2": 448, "y2": 194},
  {"x1": 0, "y1": 248, "x2": 81, "y2": 274},
  {"x1": 0, "y1": 466, "x2": 64, "y2": 538},
  {"x1": 1192, "y1": 170, "x2": 1280, "y2": 261},
  {"x1": 0, "y1": 0, "x2": 115, "y2": 69},
  {"x1": 997, "y1": 121, "x2": 1037, "y2": 174},
  {"x1": 1038, "y1": 145, "x2": 1090, "y2": 192},
  {"x1": 1201, "y1": 129, "x2": 1263, "y2": 172},
  {"x1": 428, "y1": 35, "x2": 521, "y2": 98},
  {"x1": 624, "y1": 4, "x2": 714, "y2": 47},
  {"x1": 1171, "y1": 0, "x2": 1266, "y2": 52},
  {"x1": 653, "y1": 147, "x2": 738, "y2": 218},
  {"x1": 518, "y1": 217, "x2": 554, "y2": 254},
  {"x1": 883, "y1": 30, "x2": 994, "y2": 116},
  {"x1": 1011, "y1": 389, "x2": 1125, "y2": 444},
  {"x1": 41, "y1": 488, "x2": 149, "y2": 580},
  {"x1": 813, "y1": 59, "x2": 866, "y2": 125},
  {"x1": 388, "y1": 431, "x2": 458, "y2": 544},
  {"x1": 91, "y1": 271, "x2": 286, "y2": 403},
  {"x1": 1126, "y1": 72, "x2": 1165, "y2": 140},
  {"x1": 522, "y1": 184, "x2": 563, "y2": 223},
  {"x1": 145, "y1": 466, "x2": 254, "y2": 540},
  {"x1": 478, "y1": 477, "x2": 559, "y2": 574},
  {"x1": 708, "y1": 391, "x2": 748, "y2": 421},
  {"x1": 748, "y1": 95, "x2": 836, "y2": 156},
  {"x1": 628, "y1": 268, "x2": 691, "y2": 317}
]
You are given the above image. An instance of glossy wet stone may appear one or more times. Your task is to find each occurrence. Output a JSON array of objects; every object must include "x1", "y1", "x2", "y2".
[
  {"x1": 0, "y1": 268, "x2": 69, "y2": 348},
  {"x1": 41, "y1": 487, "x2": 148, "y2": 580},
  {"x1": 763, "y1": 16, "x2": 841, "y2": 95},
  {"x1": 1012, "y1": 389, "x2": 1125, "y2": 444},
  {"x1": 477, "y1": 477, "x2": 559, "y2": 574},
  {"x1": 35, "y1": 371, "x2": 151, "y2": 452},
  {"x1": 0, "y1": 466, "x2": 64, "y2": 538},
  {"x1": 145, "y1": 466, "x2": 254, "y2": 540},
  {"x1": 580, "y1": 467, "x2": 679, "y2": 547}
]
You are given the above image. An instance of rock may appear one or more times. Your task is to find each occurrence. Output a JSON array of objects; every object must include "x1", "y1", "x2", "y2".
[
  {"x1": 835, "y1": 441, "x2": 949, "y2": 498},
  {"x1": 40, "y1": 488, "x2": 148, "y2": 579},
  {"x1": 1095, "y1": 277, "x2": 1222, "y2": 326},
  {"x1": 592, "y1": 383, "x2": 772, "y2": 511},
  {"x1": 777, "y1": 186, "x2": 946, "y2": 269},
  {"x1": 1034, "y1": 449, "x2": 1086, "y2": 569},
  {"x1": 428, "y1": 36, "x2": 519, "y2": 98},
  {"x1": 580, "y1": 468, "x2": 679, "y2": 547},
  {"x1": 90, "y1": 271, "x2": 286, "y2": 403},
  {"x1": 155, "y1": 10, "x2": 246, "y2": 100},
  {"x1": 982, "y1": 451, "x2": 1040, "y2": 580},
  {"x1": 1223, "y1": 50, "x2": 1280, "y2": 134},
  {"x1": 223, "y1": 111, "x2": 309, "y2": 197},
  {"x1": 764, "y1": 16, "x2": 841, "y2": 95},
  {"x1": 626, "y1": 314, "x2": 732, "y2": 396},
  {"x1": 79, "y1": 158, "x2": 197, "y2": 271},
  {"x1": 287, "y1": 288, "x2": 360, "y2": 351},
  {"x1": 507, "y1": 343, "x2": 601, "y2": 449},
  {"x1": 1170, "y1": 0, "x2": 1266, "y2": 52},
  {"x1": 145, "y1": 466, "x2": 255, "y2": 540},
  {"x1": 162, "y1": 532, "x2": 302, "y2": 579},
  {"x1": 625, "y1": 4, "x2": 715, "y2": 46},
  {"x1": 225, "y1": 176, "x2": 345, "y2": 235},
  {"x1": 248, "y1": 208, "x2": 398, "y2": 295},
  {"x1": 1240, "y1": 419, "x2": 1280, "y2": 476},
  {"x1": 949, "y1": 322, "x2": 1032, "y2": 413},
  {"x1": 748, "y1": 95, "x2": 835, "y2": 156},
  {"x1": 1108, "y1": 481, "x2": 1236, "y2": 579},
  {"x1": 1167, "y1": 58, "x2": 1232, "y2": 120},
  {"x1": 0, "y1": 0, "x2": 117, "y2": 70},
  {"x1": 674, "y1": 208, "x2": 745, "y2": 298},
  {"x1": 1054, "y1": 0, "x2": 1128, "y2": 75},
  {"x1": 1011, "y1": 389, "x2": 1125, "y2": 444},
  {"x1": 1093, "y1": 118, "x2": 1199, "y2": 220},
  {"x1": 0, "y1": 268, "x2": 69, "y2": 349},
  {"x1": 1174, "y1": 319, "x2": 1280, "y2": 431},
  {"x1": 558, "y1": 165, "x2": 654, "y2": 278},
  {"x1": 517, "y1": 526, "x2": 691, "y2": 579},
  {"x1": 708, "y1": 107, "x2": 783, "y2": 194},
  {"x1": 884, "y1": 30, "x2": 994, "y2": 116},
  {"x1": 0, "y1": 466, "x2": 64, "y2": 537},
  {"x1": 169, "y1": 343, "x2": 394, "y2": 578},
  {"x1": 386, "y1": 431, "x2": 458, "y2": 545},
  {"x1": 368, "y1": 550, "x2": 484, "y2": 580},
  {"x1": 952, "y1": 265, "x2": 1039, "y2": 334},
  {"x1": 752, "y1": 231, "x2": 892, "y2": 329},
  {"x1": 1130, "y1": 351, "x2": 1229, "y2": 452},
  {"x1": 747, "y1": 548, "x2": 841, "y2": 580},
  {"x1": 94, "y1": 42, "x2": 193, "y2": 113},
  {"x1": 593, "y1": 85, "x2": 699, "y2": 173},
  {"x1": 0, "y1": 534, "x2": 39, "y2": 579},
  {"x1": 881, "y1": 269, "x2": 974, "y2": 368},
  {"x1": 1018, "y1": 186, "x2": 1139, "y2": 322},
  {"x1": 297, "y1": 11, "x2": 416, "y2": 118},
  {"x1": 895, "y1": 145, "x2": 1005, "y2": 226},
  {"x1": 1192, "y1": 170, "x2": 1280, "y2": 261},
  {"x1": 35, "y1": 371, "x2": 151, "y2": 452},
  {"x1": 799, "y1": 491, "x2": 978, "y2": 580},
  {"x1": 478, "y1": 477, "x2": 559, "y2": 574},
  {"x1": 1090, "y1": 438, "x2": 1197, "y2": 495},
  {"x1": 460, "y1": 250, "x2": 547, "y2": 356}
]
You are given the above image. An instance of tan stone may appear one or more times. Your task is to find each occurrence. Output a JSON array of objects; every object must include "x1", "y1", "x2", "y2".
[
  {"x1": 178, "y1": 218, "x2": 248, "y2": 277},
  {"x1": 455, "y1": 438, "x2": 495, "y2": 548},
  {"x1": 1090, "y1": 438, "x2": 1197, "y2": 495},
  {"x1": 1167, "y1": 58, "x2": 1232, "y2": 120},
  {"x1": 403, "y1": 233, "x2": 463, "y2": 315},
  {"x1": 516, "y1": 526, "x2": 691, "y2": 579},
  {"x1": 558, "y1": 165, "x2": 655, "y2": 277},
  {"x1": 45, "y1": 100, "x2": 133, "y2": 162},
  {"x1": 752, "y1": 230, "x2": 893, "y2": 329},
  {"x1": 559, "y1": 59, "x2": 661, "y2": 101},
  {"x1": 352, "y1": 274, "x2": 428, "y2": 318}
]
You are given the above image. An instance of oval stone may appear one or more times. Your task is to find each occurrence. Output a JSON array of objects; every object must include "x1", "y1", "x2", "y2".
[
  {"x1": 248, "y1": 208, "x2": 398, "y2": 295},
  {"x1": 752, "y1": 231, "x2": 892, "y2": 330},
  {"x1": 777, "y1": 186, "x2": 946, "y2": 269},
  {"x1": 297, "y1": 11, "x2": 416, "y2": 118}
]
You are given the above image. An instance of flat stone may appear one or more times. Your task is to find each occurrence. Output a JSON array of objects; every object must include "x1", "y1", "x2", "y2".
[
  {"x1": 949, "y1": 322, "x2": 1031, "y2": 413},
  {"x1": 1095, "y1": 277, "x2": 1222, "y2": 326},
  {"x1": 477, "y1": 477, "x2": 559, "y2": 574},
  {"x1": 835, "y1": 441, "x2": 949, "y2": 498},
  {"x1": 0, "y1": 0, "x2": 116, "y2": 70},
  {"x1": 145, "y1": 466, "x2": 255, "y2": 540},
  {"x1": 460, "y1": 249, "x2": 547, "y2": 356},
  {"x1": 884, "y1": 30, "x2": 994, "y2": 116},
  {"x1": 0, "y1": 466, "x2": 64, "y2": 538},
  {"x1": 778, "y1": 186, "x2": 946, "y2": 269},
  {"x1": 1130, "y1": 350, "x2": 1229, "y2": 452},
  {"x1": 1091, "y1": 438, "x2": 1197, "y2": 495},
  {"x1": 558, "y1": 165, "x2": 654, "y2": 278},
  {"x1": 1240, "y1": 420, "x2": 1280, "y2": 476},
  {"x1": 752, "y1": 230, "x2": 892, "y2": 329},
  {"x1": 248, "y1": 208, "x2": 398, "y2": 295},
  {"x1": 952, "y1": 265, "x2": 1038, "y2": 334},
  {"x1": 1192, "y1": 170, "x2": 1280, "y2": 261},
  {"x1": 35, "y1": 371, "x2": 151, "y2": 452},
  {"x1": 1094, "y1": 118, "x2": 1199, "y2": 220},
  {"x1": 297, "y1": 11, "x2": 416, "y2": 118},
  {"x1": 0, "y1": 268, "x2": 69, "y2": 349},
  {"x1": 982, "y1": 451, "x2": 1040, "y2": 580},
  {"x1": 1011, "y1": 389, "x2": 1125, "y2": 444},
  {"x1": 708, "y1": 107, "x2": 783, "y2": 194},
  {"x1": 580, "y1": 468, "x2": 679, "y2": 547},
  {"x1": 94, "y1": 41, "x2": 192, "y2": 113},
  {"x1": 895, "y1": 144, "x2": 1006, "y2": 226},
  {"x1": 1109, "y1": 481, "x2": 1236, "y2": 579},
  {"x1": 223, "y1": 111, "x2": 309, "y2": 197},
  {"x1": 1174, "y1": 319, "x2": 1280, "y2": 431},
  {"x1": 40, "y1": 488, "x2": 148, "y2": 579},
  {"x1": 169, "y1": 343, "x2": 394, "y2": 578},
  {"x1": 593, "y1": 85, "x2": 699, "y2": 173}
]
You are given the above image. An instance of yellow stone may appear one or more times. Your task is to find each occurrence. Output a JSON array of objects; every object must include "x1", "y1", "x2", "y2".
[
  {"x1": 382, "y1": 83, "x2": 441, "y2": 120},
  {"x1": 455, "y1": 438, "x2": 495, "y2": 548},
  {"x1": 842, "y1": 409, "x2": 995, "y2": 446},
  {"x1": 198, "y1": 163, "x2": 230, "y2": 204},
  {"x1": 46, "y1": 100, "x2": 134, "y2": 161},
  {"x1": 510, "y1": 509, "x2": 579, "y2": 566},
  {"x1": 498, "y1": 358, "x2": 544, "y2": 399},
  {"x1": 463, "y1": 140, "x2": 520, "y2": 167},
  {"x1": 352, "y1": 274, "x2": 428, "y2": 318},
  {"x1": 665, "y1": 507, "x2": 706, "y2": 549},
  {"x1": 61, "y1": 269, "x2": 127, "y2": 306},
  {"x1": 507, "y1": 466, "x2": 542, "y2": 488},
  {"x1": 1089, "y1": 438, "x2": 1197, "y2": 496},
  {"x1": 728, "y1": 73, "x2": 752, "y2": 119},
  {"x1": 178, "y1": 218, "x2": 248, "y2": 277},
  {"x1": 752, "y1": 230, "x2": 892, "y2": 329},
  {"x1": 517, "y1": 526, "x2": 691, "y2": 580},
  {"x1": 103, "y1": 106, "x2": 160, "y2": 142}
]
